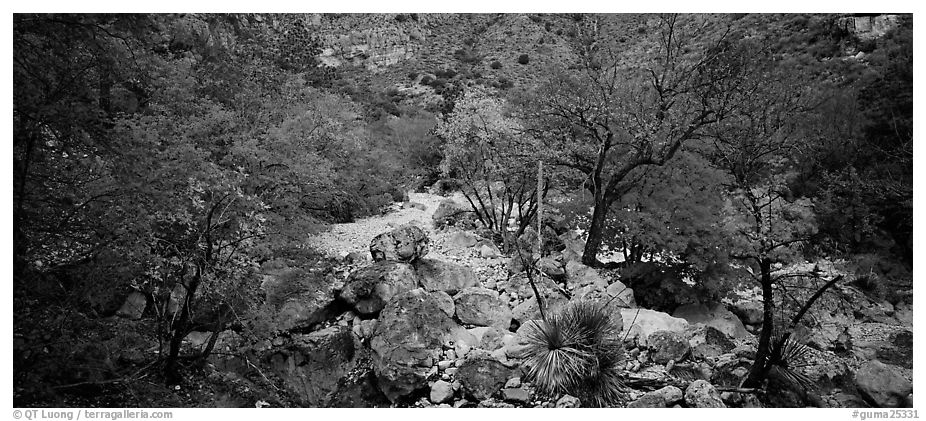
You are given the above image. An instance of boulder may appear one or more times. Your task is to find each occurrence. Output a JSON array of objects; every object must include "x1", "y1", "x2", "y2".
[
  {"x1": 457, "y1": 357, "x2": 514, "y2": 400},
  {"x1": 444, "y1": 327, "x2": 480, "y2": 358},
  {"x1": 116, "y1": 291, "x2": 147, "y2": 320},
  {"x1": 430, "y1": 380, "x2": 454, "y2": 404},
  {"x1": 467, "y1": 326, "x2": 508, "y2": 351},
  {"x1": 477, "y1": 241, "x2": 503, "y2": 258},
  {"x1": 647, "y1": 330, "x2": 690, "y2": 364},
  {"x1": 556, "y1": 394, "x2": 581, "y2": 408},
  {"x1": 730, "y1": 300, "x2": 764, "y2": 325},
  {"x1": 537, "y1": 257, "x2": 565, "y2": 279},
  {"x1": 431, "y1": 290, "x2": 456, "y2": 317},
  {"x1": 511, "y1": 287, "x2": 569, "y2": 324},
  {"x1": 264, "y1": 326, "x2": 356, "y2": 407},
  {"x1": 684, "y1": 380, "x2": 725, "y2": 408},
  {"x1": 710, "y1": 354, "x2": 751, "y2": 387},
  {"x1": 501, "y1": 388, "x2": 530, "y2": 404},
  {"x1": 859, "y1": 300, "x2": 895, "y2": 323},
  {"x1": 498, "y1": 272, "x2": 559, "y2": 300},
  {"x1": 370, "y1": 289, "x2": 458, "y2": 402},
  {"x1": 559, "y1": 231, "x2": 586, "y2": 262},
  {"x1": 673, "y1": 302, "x2": 748, "y2": 339},
  {"x1": 415, "y1": 259, "x2": 477, "y2": 295},
  {"x1": 627, "y1": 385, "x2": 683, "y2": 408},
  {"x1": 344, "y1": 251, "x2": 369, "y2": 264},
  {"x1": 264, "y1": 268, "x2": 340, "y2": 331},
  {"x1": 605, "y1": 280, "x2": 636, "y2": 308},
  {"x1": 687, "y1": 325, "x2": 736, "y2": 360},
  {"x1": 432, "y1": 199, "x2": 470, "y2": 229},
  {"x1": 620, "y1": 308, "x2": 689, "y2": 346},
  {"x1": 565, "y1": 260, "x2": 606, "y2": 287},
  {"x1": 182, "y1": 331, "x2": 212, "y2": 350},
  {"x1": 855, "y1": 360, "x2": 913, "y2": 408},
  {"x1": 454, "y1": 287, "x2": 513, "y2": 329},
  {"x1": 445, "y1": 231, "x2": 478, "y2": 249},
  {"x1": 476, "y1": 327, "x2": 507, "y2": 351},
  {"x1": 849, "y1": 324, "x2": 912, "y2": 369},
  {"x1": 402, "y1": 201, "x2": 427, "y2": 211},
  {"x1": 340, "y1": 262, "x2": 418, "y2": 316},
  {"x1": 894, "y1": 301, "x2": 913, "y2": 327},
  {"x1": 370, "y1": 225, "x2": 429, "y2": 263}
]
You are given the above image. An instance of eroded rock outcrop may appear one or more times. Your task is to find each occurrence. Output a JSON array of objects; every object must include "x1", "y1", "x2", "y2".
[{"x1": 370, "y1": 288, "x2": 457, "y2": 402}]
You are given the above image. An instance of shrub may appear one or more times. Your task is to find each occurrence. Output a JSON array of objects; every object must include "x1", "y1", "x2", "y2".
[
  {"x1": 490, "y1": 60, "x2": 502, "y2": 69},
  {"x1": 407, "y1": 71, "x2": 418, "y2": 80},
  {"x1": 521, "y1": 300, "x2": 625, "y2": 407},
  {"x1": 517, "y1": 54, "x2": 530, "y2": 65},
  {"x1": 435, "y1": 68, "x2": 458, "y2": 79},
  {"x1": 420, "y1": 75, "x2": 435, "y2": 85},
  {"x1": 454, "y1": 48, "x2": 481, "y2": 64}
]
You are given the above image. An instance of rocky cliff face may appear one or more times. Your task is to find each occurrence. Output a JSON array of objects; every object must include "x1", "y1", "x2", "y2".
[
  {"x1": 838, "y1": 14, "x2": 903, "y2": 41},
  {"x1": 309, "y1": 14, "x2": 433, "y2": 71}
]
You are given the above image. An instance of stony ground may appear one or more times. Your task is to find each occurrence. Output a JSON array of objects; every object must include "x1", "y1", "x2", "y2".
[
  {"x1": 308, "y1": 191, "x2": 510, "y2": 288},
  {"x1": 257, "y1": 192, "x2": 916, "y2": 409}
]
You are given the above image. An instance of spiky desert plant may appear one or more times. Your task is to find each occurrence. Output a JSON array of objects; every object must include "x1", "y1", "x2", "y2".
[
  {"x1": 766, "y1": 333, "x2": 815, "y2": 391},
  {"x1": 521, "y1": 300, "x2": 625, "y2": 407}
]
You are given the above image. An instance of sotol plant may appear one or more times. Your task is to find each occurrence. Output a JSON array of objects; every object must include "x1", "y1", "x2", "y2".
[{"x1": 521, "y1": 300, "x2": 625, "y2": 407}]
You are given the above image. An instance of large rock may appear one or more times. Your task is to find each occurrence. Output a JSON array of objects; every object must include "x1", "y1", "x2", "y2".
[
  {"x1": 687, "y1": 325, "x2": 736, "y2": 360},
  {"x1": 855, "y1": 360, "x2": 913, "y2": 408},
  {"x1": 848, "y1": 324, "x2": 912, "y2": 368},
  {"x1": 647, "y1": 330, "x2": 690, "y2": 364},
  {"x1": 432, "y1": 199, "x2": 470, "y2": 229},
  {"x1": 263, "y1": 268, "x2": 340, "y2": 331},
  {"x1": 620, "y1": 308, "x2": 689, "y2": 346},
  {"x1": 456, "y1": 356, "x2": 514, "y2": 400},
  {"x1": 710, "y1": 353, "x2": 751, "y2": 388},
  {"x1": 444, "y1": 327, "x2": 480, "y2": 358},
  {"x1": 454, "y1": 287, "x2": 513, "y2": 329},
  {"x1": 498, "y1": 272, "x2": 559, "y2": 300},
  {"x1": 673, "y1": 302, "x2": 748, "y2": 339},
  {"x1": 476, "y1": 241, "x2": 503, "y2": 258},
  {"x1": 340, "y1": 262, "x2": 418, "y2": 315},
  {"x1": 684, "y1": 380, "x2": 726, "y2": 408},
  {"x1": 537, "y1": 257, "x2": 565, "y2": 279},
  {"x1": 512, "y1": 294, "x2": 567, "y2": 325},
  {"x1": 370, "y1": 225, "x2": 429, "y2": 263},
  {"x1": 565, "y1": 260, "x2": 606, "y2": 287},
  {"x1": 370, "y1": 289, "x2": 457, "y2": 402},
  {"x1": 604, "y1": 281, "x2": 636, "y2": 307},
  {"x1": 730, "y1": 300, "x2": 764, "y2": 325},
  {"x1": 116, "y1": 291, "x2": 147, "y2": 320},
  {"x1": 628, "y1": 385, "x2": 683, "y2": 408},
  {"x1": 893, "y1": 301, "x2": 913, "y2": 327},
  {"x1": 559, "y1": 231, "x2": 586, "y2": 262},
  {"x1": 264, "y1": 326, "x2": 356, "y2": 407},
  {"x1": 431, "y1": 290, "x2": 455, "y2": 317},
  {"x1": 571, "y1": 278, "x2": 634, "y2": 306},
  {"x1": 415, "y1": 258, "x2": 477, "y2": 295},
  {"x1": 445, "y1": 231, "x2": 478, "y2": 249},
  {"x1": 430, "y1": 380, "x2": 454, "y2": 404},
  {"x1": 556, "y1": 394, "x2": 581, "y2": 408}
]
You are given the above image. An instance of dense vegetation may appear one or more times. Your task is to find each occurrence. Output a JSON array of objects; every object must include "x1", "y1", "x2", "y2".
[{"x1": 13, "y1": 13, "x2": 912, "y2": 408}]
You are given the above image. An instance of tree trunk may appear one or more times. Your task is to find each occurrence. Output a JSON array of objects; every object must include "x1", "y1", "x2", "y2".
[
  {"x1": 164, "y1": 270, "x2": 202, "y2": 383},
  {"x1": 581, "y1": 198, "x2": 611, "y2": 267},
  {"x1": 743, "y1": 258, "x2": 774, "y2": 388}
]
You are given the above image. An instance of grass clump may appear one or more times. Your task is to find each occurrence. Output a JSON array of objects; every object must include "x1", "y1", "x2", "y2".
[{"x1": 521, "y1": 300, "x2": 626, "y2": 407}]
